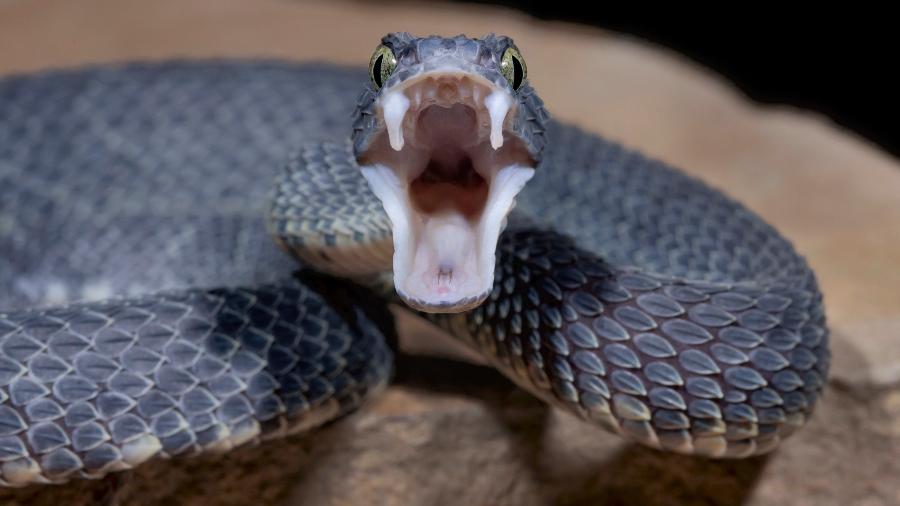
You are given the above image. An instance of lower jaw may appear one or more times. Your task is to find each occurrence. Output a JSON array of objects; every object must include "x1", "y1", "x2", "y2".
[
  {"x1": 360, "y1": 163, "x2": 534, "y2": 313},
  {"x1": 396, "y1": 288, "x2": 490, "y2": 314}
]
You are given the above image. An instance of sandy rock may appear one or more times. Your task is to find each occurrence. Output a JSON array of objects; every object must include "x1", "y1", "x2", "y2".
[{"x1": 1, "y1": 337, "x2": 896, "y2": 505}]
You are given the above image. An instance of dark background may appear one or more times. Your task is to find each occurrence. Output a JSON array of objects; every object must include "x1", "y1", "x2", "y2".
[{"x1": 464, "y1": 3, "x2": 897, "y2": 157}]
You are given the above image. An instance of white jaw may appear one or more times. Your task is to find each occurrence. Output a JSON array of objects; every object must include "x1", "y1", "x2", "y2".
[
  {"x1": 359, "y1": 72, "x2": 535, "y2": 313},
  {"x1": 361, "y1": 163, "x2": 533, "y2": 312}
]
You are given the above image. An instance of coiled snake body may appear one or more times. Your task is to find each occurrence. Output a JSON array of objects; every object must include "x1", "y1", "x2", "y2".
[{"x1": 0, "y1": 34, "x2": 828, "y2": 487}]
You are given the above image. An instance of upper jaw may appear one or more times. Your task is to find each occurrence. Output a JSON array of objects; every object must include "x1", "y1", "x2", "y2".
[
  {"x1": 375, "y1": 70, "x2": 514, "y2": 153},
  {"x1": 357, "y1": 70, "x2": 536, "y2": 313}
]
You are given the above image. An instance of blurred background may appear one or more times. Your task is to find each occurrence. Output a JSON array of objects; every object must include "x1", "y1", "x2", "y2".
[
  {"x1": 463, "y1": 3, "x2": 897, "y2": 156},
  {"x1": 1, "y1": 1, "x2": 894, "y2": 156}
]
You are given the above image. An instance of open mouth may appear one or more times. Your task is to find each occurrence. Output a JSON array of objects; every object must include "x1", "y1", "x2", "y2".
[{"x1": 359, "y1": 72, "x2": 535, "y2": 312}]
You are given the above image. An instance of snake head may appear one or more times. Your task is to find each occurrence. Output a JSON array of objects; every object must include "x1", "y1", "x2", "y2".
[{"x1": 352, "y1": 33, "x2": 549, "y2": 313}]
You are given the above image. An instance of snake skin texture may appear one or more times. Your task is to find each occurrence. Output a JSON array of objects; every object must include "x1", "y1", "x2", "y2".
[
  {"x1": 272, "y1": 133, "x2": 829, "y2": 459},
  {"x1": 461, "y1": 228, "x2": 827, "y2": 458},
  {"x1": 0, "y1": 62, "x2": 397, "y2": 486},
  {"x1": 0, "y1": 56, "x2": 829, "y2": 485}
]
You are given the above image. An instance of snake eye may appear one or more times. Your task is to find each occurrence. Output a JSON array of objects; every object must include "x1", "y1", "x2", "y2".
[
  {"x1": 369, "y1": 45, "x2": 397, "y2": 90},
  {"x1": 500, "y1": 46, "x2": 527, "y2": 91}
]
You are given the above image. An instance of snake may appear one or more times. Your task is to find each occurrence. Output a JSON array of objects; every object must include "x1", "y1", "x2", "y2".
[{"x1": 0, "y1": 33, "x2": 829, "y2": 486}]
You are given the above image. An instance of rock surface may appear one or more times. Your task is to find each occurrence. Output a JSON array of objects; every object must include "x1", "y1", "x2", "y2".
[{"x1": 1, "y1": 0, "x2": 899, "y2": 504}]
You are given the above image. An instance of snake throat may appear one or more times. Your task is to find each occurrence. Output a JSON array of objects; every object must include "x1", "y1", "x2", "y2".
[{"x1": 360, "y1": 72, "x2": 536, "y2": 312}]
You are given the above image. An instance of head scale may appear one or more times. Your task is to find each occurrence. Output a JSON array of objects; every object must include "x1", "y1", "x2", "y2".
[{"x1": 352, "y1": 33, "x2": 548, "y2": 163}]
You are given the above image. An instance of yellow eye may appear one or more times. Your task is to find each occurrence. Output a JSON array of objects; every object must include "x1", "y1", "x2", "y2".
[
  {"x1": 369, "y1": 45, "x2": 397, "y2": 90},
  {"x1": 500, "y1": 47, "x2": 527, "y2": 91}
]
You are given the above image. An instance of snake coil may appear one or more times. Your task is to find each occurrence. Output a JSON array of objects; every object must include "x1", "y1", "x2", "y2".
[{"x1": 0, "y1": 57, "x2": 827, "y2": 486}]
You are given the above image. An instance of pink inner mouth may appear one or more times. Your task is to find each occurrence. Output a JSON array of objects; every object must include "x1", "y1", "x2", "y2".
[
  {"x1": 359, "y1": 73, "x2": 535, "y2": 312},
  {"x1": 409, "y1": 105, "x2": 489, "y2": 221}
]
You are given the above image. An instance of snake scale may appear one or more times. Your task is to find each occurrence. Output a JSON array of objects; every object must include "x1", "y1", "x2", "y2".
[{"x1": 0, "y1": 33, "x2": 828, "y2": 487}]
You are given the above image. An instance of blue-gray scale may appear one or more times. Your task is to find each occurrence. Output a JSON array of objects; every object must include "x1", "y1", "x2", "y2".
[{"x1": 0, "y1": 55, "x2": 828, "y2": 483}]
